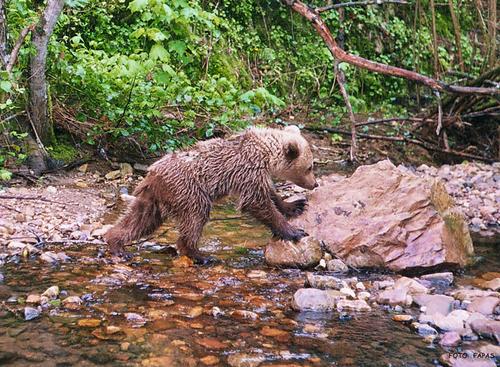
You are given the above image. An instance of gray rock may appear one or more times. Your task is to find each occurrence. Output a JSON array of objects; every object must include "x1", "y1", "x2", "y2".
[
  {"x1": 413, "y1": 294, "x2": 454, "y2": 316},
  {"x1": 434, "y1": 310, "x2": 470, "y2": 333},
  {"x1": 467, "y1": 297, "x2": 500, "y2": 315},
  {"x1": 40, "y1": 252, "x2": 60, "y2": 264},
  {"x1": 305, "y1": 273, "x2": 346, "y2": 290},
  {"x1": 292, "y1": 288, "x2": 346, "y2": 312},
  {"x1": 24, "y1": 307, "x2": 40, "y2": 321},
  {"x1": 420, "y1": 272, "x2": 454, "y2": 286},
  {"x1": 326, "y1": 259, "x2": 349, "y2": 273},
  {"x1": 412, "y1": 322, "x2": 438, "y2": 336},
  {"x1": 336, "y1": 299, "x2": 371, "y2": 312}
]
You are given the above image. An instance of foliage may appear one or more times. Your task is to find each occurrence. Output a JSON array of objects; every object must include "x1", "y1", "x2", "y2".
[{"x1": 0, "y1": 0, "x2": 490, "y2": 174}]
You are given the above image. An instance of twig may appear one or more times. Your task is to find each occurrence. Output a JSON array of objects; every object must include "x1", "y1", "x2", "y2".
[
  {"x1": 282, "y1": 0, "x2": 499, "y2": 95},
  {"x1": 0, "y1": 111, "x2": 25, "y2": 125},
  {"x1": 6, "y1": 23, "x2": 35, "y2": 73},
  {"x1": 316, "y1": 0, "x2": 407, "y2": 12},
  {"x1": 0, "y1": 202, "x2": 22, "y2": 213},
  {"x1": 302, "y1": 125, "x2": 495, "y2": 162},
  {"x1": 434, "y1": 90, "x2": 443, "y2": 135},
  {"x1": 355, "y1": 117, "x2": 426, "y2": 126},
  {"x1": 0, "y1": 195, "x2": 65, "y2": 205}
]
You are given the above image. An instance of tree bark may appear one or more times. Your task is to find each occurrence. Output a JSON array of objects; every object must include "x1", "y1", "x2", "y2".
[
  {"x1": 447, "y1": 0, "x2": 464, "y2": 72},
  {"x1": 29, "y1": 0, "x2": 64, "y2": 145},
  {"x1": 487, "y1": 0, "x2": 497, "y2": 68},
  {"x1": 429, "y1": 0, "x2": 440, "y2": 78},
  {"x1": 0, "y1": 0, "x2": 7, "y2": 68}
]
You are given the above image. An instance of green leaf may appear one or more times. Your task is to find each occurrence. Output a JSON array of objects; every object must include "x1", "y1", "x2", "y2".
[
  {"x1": 168, "y1": 40, "x2": 186, "y2": 56},
  {"x1": 150, "y1": 43, "x2": 169, "y2": 61},
  {"x1": 146, "y1": 28, "x2": 167, "y2": 42},
  {"x1": 129, "y1": 0, "x2": 147, "y2": 13},
  {"x1": 0, "y1": 80, "x2": 12, "y2": 93},
  {"x1": 0, "y1": 169, "x2": 12, "y2": 181},
  {"x1": 130, "y1": 27, "x2": 146, "y2": 39}
]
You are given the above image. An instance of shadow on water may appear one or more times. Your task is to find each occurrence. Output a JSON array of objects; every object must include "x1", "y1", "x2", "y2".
[{"x1": 0, "y1": 200, "x2": 497, "y2": 366}]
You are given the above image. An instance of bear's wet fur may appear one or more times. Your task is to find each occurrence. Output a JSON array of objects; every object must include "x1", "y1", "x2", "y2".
[{"x1": 105, "y1": 126, "x2": 318, "y2": 263}]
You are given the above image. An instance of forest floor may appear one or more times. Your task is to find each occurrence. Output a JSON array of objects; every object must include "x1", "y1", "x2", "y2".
[{"x1": 0, "y1": 130, "x2": 499, "y2": 366}]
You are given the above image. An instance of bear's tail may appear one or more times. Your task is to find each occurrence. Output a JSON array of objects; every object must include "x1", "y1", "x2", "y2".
[{"x1": 105, "y1": 178, "x2": 163, "y2": 254}]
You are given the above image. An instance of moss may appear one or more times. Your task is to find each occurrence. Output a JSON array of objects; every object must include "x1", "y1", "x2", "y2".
[{"x1": 48, "y1": 141, "x2": 79, "y2": 163}]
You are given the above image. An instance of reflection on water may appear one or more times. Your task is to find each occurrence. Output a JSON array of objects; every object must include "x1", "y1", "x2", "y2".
[{"x1": 0, "y1": 201, "x2": 496, "y2": 366}]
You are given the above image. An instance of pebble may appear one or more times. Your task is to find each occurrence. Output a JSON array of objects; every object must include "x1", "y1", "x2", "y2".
[
  {"x1": 227, "y1": 353, "x2": 265, "y2": 367},
  {"x1": 26, "y1": 294, "x2": 41, "y2": 304},
  {"x1": 125, "y1": 312, "x2": 146, "y2": 326},
  {"x1": 393, "y1": 315, "x2": 413, "y2": 322},
  {"x1": 411, "y1": 322, "x2": 438, "y2": 336},
  {"x1": 24, "y1": 307, "x2": 41, "y2": 321},
  {"x1": 292, "y1": 288, "x2": 345, "y2": 312},
  {"x1": 77, "y1": 319, "x2": 101, "y2": 328},
  {"x1": 41, "y1": 286, "x2": 59, "y2": 299},
  {"x1": 340, "y1": 287, "x2": 356, "y2": 299},
  {"x1": 336, "y1": 299, "x2": 371, "y2": 312}
]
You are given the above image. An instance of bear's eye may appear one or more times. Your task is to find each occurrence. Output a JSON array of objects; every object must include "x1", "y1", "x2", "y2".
[{"x1": 307, "y1": 165, "x2": 313, "y2": 172}]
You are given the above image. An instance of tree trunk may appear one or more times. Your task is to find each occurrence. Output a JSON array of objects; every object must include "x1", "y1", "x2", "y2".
[
  {"x1": 448, "y1": 0, "x2": 464, "y2": 72},
  {"x1": 487, "y1": 0, "x2": 497, "y2": 68},
  {"x1": 28, "y1": 0, "x2": 64, "y2": 145},
  {"x1": 0, "y1": 0, "x2": 7, "y2": 68}
]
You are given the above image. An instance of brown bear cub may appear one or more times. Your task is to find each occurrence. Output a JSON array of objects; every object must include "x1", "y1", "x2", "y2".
[{"x1": 105, "y1": 126, "x2": 317, "y2": 263}]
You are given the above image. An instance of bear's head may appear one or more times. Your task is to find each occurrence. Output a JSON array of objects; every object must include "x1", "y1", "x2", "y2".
[{"x1": 275, "y1": 125, "x2": 318, "y2": 190}]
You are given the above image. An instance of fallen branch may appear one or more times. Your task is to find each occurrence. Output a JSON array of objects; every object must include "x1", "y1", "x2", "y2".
[
  {"x1": 317, "y1": 0, "x2": 407, "y2": 12},
  {"x1": 0, "y1": 195, "x2": 65, "y2": 205},
  {"x1": 282, "y1": 0, "x2": 499, "y2": 95},
  {"x1": 304, "y1": 125, "x2": 495, "y2": 162},
  {"x1": 6, "y1": 23, "x2": 35, "y2": 73}
]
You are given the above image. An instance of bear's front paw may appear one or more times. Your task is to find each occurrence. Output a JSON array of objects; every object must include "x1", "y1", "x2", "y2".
[
  {"x1": 277, "y1": 226, "x2": 309, "y2": 242},
  {"x1": 286, "y1": 198, "x2": 308, "y2": 217}
]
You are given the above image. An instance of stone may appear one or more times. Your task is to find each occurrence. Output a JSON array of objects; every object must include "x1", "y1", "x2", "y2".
[
  {"x1": 230, "y1": 310, "x2": 259, "y2": 320},
  {"x1": 24, "y1": 307, "x2": 40, "y2": 321},
  {"x1": 40, "y1": 252, "x2": 60, "y2": 264},
  {"x1": 195, "y1": 337, "x2": 227, "y2": 350},
  {"x1": 451, "y1": 289, "x2": 499, "y2": 301},
  {"x1": 200, "y1": 356, "x2": 220, "y2": 366},
  {"x1": 413, "y1": 294, "x2": 454, "y2": 316},
  {"x1": 393, "y1": 315, "x2": 413, "y2": 322},
  {"x1": 478, "y1": 344, "x2": 500, "y2": 358},
  {"x1": 340, "y1": 287, "x2": 356, "y2": 299},
  {"x1": 265, "y1": 236, "x2": 322, "y2": 268},
  {"x1": 41, "y1": 286, "x2": 59, "y2": 299},
  {"x1": 357, "y1": 291, "x2": 370, "y2": 301},
  {"x1": 305, "y1": 273, "x2": 346, "y2": 290},
  {"x1": 119, "y1": 163, "x2": 134, "y2": 177},
  {"x1": 470, "y1": 319, "x2": 500, "y2": 343},
  {"x1": 105, "y1": 170, "x2": 121, "y2": 180},
  {"x1": 77, "y1": 163, "x2": 88, "y2": 173},
  {"x1": 336, "y1": 299, "x2": 371, "y2": 312},
  {"x1": 227, "y1": 353, "x2": 265, "y2": 367},
  {"x1": 125, "y1": 313, "x2": 146, "y2": 326},
  {"x1": 62, "y1": 296, "x2": 82, "y2": 305},
  {"x1": 434, "y1": 310, "x2": 470, "y2": 333},
  {"x1": 291, "y1": 288, "x2": 345, "y2": 312},
  {"x1": 290, "y1": 160, "x2": 474, "y2": 271},
  {"x1": 420, "y1": 272, "x2": 454, "y2": 286},
  {"x1": 377, "y1": 288, "x2": 409, "y2": 306},
  {"x1": 439, "y1": 331, "x2": 461, "y2": 347},
  {"x1": 411, "y1": 322, "x2": 438, "y2": 336},
  {"x1": 467, "y1": 297, "x2": 500, "y2": 315},
  {"x1": 46, "y1": 186, "x2": 57, "y2": 194},
  {"x1": 326, "y1": 259, "x2": 349, "y2": 273},
  {"x1": 26, "y1": 294, "x2": 41, "y2": 304},
  {"x1": 481, "y1": 278, "x2": 500, "y2": 291},
  {"x1": 91, "y1": 224, "x2": 114, "y2": 237},
  {"x1": 78, "y1": 319, "x2": 101, "y2": 328}
]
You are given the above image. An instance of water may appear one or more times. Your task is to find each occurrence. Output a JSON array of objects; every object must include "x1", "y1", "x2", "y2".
[{"x1": 0, "y1": 201, "x2": 497, "y2": 366}]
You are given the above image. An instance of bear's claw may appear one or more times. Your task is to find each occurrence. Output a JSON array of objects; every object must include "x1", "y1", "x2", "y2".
[{"x1": 276, "y1": 227, "x2": 308, "y2": 242}]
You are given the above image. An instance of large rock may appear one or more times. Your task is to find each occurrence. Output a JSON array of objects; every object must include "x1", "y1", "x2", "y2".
[
  {"x1": 265, "y1": 237, "x2": 322, "y2": 268},
  {"x1": 291, "y1": 160, "x2": 474, "y2": 272},
  {"x1": 291, "y1": 288, "x2": 346, "y2": 312}
]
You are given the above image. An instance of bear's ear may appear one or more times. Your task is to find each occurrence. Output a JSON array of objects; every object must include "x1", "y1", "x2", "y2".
[
  {"x1": 285, "y1": 141, "x2": 300, "y2": 161},
  {"x1": 284, "y1": 125, "x2": 301, "y2": 135}
]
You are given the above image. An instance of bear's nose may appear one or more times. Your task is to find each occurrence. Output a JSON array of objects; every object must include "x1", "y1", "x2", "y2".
[{"x1": 314, "y1": 182, "x2": 319, "y2": 188}]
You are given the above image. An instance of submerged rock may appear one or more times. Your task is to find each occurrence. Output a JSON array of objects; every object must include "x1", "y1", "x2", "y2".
[
  {"x1": 265, "y1": 236, "x2": 322, "y2": 268},
  {"x1": 291, "y1": 160, "x2": 474, "y2": 272}
]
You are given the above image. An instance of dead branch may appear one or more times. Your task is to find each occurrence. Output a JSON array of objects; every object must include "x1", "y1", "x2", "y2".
[
  {"x1": 282, "y1": 0, "x2": 499, "y2": 95},
  {"x1": 447, "y1": 0, "x2": 464, "y2": 72},
  {"x1": 6, "y1": 23, "x2": 35, "y2": 73},
  {"x1": 316, "y1": 0, "x2": 407, "y2": 12},
  {"x1": 0, "y1": 195, "x2": 65, "y2": 205},
  {"x1": 304, "y1": 125, "x2": 495, "y2": 163}
]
